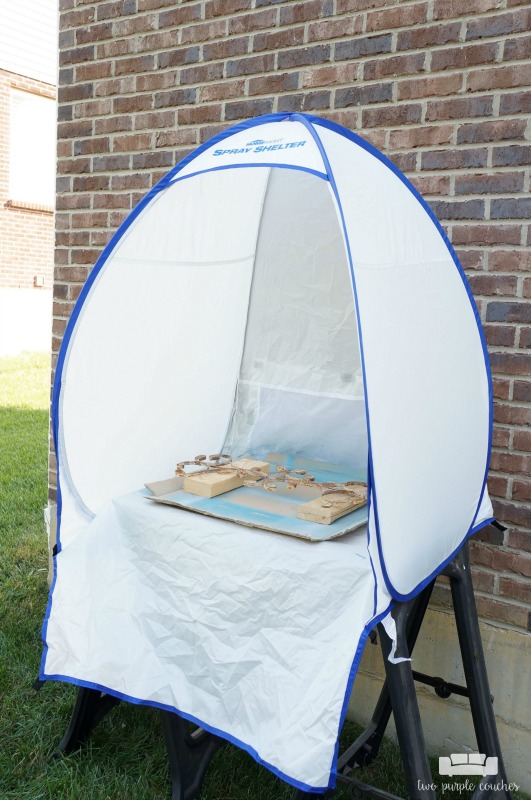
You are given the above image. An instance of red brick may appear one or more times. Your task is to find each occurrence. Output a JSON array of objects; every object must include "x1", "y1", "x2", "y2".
[
  {"x1": 157, "y1": 47, "x2": 201, "y2": 70},
  {"x1": 96, "y1": 38, "x2": 136, "y2": 59},
  {"x1": 466, "y1": 9, "x2": 531, "y2": 40},
  {"x1": 410, "y1": 175, "x2": 452, "y2": 195},
  {"x1": 513, "y1": 430, "x2": 531, "y2": 451},
  {"x1": 433, "y1": 0, "x2": 502, "y2": 19},
  {"x1": 96, "y1": 77, "x2": 135, "y2": 97},
  {"x1": 134, "y1": 110, "x2": 175, "y2": 130},
  {"x1": 475, "y1": 595, "x2": 528, "y2": 629},
  {"x1": 488, "y1": 474, "x2": 509, "y2": 497},
  {"x1": 397, "y1": 73, "x2": 462, "y2": 101},
  {"x1": 279, "y1": 1, "x2": 333, "y2": 25},
  {"x1": 488, "y1": 250, "x2": 531, "y2": 272},
  {"x1": 252, "y1": 27, "x2": 305, "y2": 53},
  {"x1": 513, "y1": 381, "x2": 531, "y2": 402},
  {"x1": 76, "y1": 61, "x2": 113, "y2": 81},
  {"x1": 366, "y1": 3, "x2": 427, "y2": 32},
  {"x1": 503, "y1": 34, "x2": 531, "y2": 61},
  {"x1": 248, "y1": 73, "x2": 300, "y2": 95},
  {"x1": 302, "y1": 64, "x2": 357, "y2": 88},
  {"x1": 336, "y1": 84, "x2": 393, "y2": 108},
  {"x1": 507, "y1": 530, "x2": 531, "y2": 553},
  {"x1": 200, "y1": 81, "x2": 246, "y2": 102},
  {"x1": 225, "y1": 98, "x2": 274, "y2": 120},
  {"x1": 205, "y1": 0, "x2": 252, "y2": 16},
  {"x1": 362, "y1": 103, "x2": 422, "y2": 128},
  {"x1": 181, "y1": 19, "x2": 228, "y2": 44},
  {"x1": 336, "y1": 34, "x2": 393, "y2": 61},
  {"x1": 396, "y1": 21, "x2": 461, "y2": 51},
  {"x1": 115, "y1": 55, "x2": 156, "y2": 76},
  {"x1": 229, "y1": 8, "x2": 277, "y2": 34},
  {"x1": 500, "y1": 90, "x2": 531, "y2": 115},
  {"x1": 182, "y1": 64, "x2": 226, "y2": 85},
  {"x1": 226, "y1": 54, "x2": 275, "y2": 77},
  {"x1": 490, "y1": 451, "x2": 531, "y2": 475},
  {"x1": 432, "y1": 42, "x2": 499, "y2": 73},
  {"x1": 278, "y1": 45, "x2": 331, "y2": 70},
  {"x1": 513, "y1": 480, "x2": 531, "y2": 502},
  {"x1": 498, "y1": 576, "x2": 531, "y2": 603},
  {"x1": 112, "y1": 14, "x2": 157, "y2": 36},
  {"x1": 470, "y1": 540, "x2": 531, "y2": 576},
  {"x1": 493, "y1": 145, "x2": 531, "y2": 167},
  {"x1": 486, "y1": 302, "x2": 531, "y2": 324},
  {"x1": 421, "y1": 149, "x2": 488, "y2": 170},
  {"x1": 308, "y1": 15, "x2": 363, "y2": 41},
  {"x1": 76, "y1": 22, "x2": 113, "y2": 45},
  {"x1": 455, "y1": 172, "x2": 524, "y2": 195},
  {"x1": 113, "y1": 94, "x2": 153, "y2": 114},
  {"x1": 469, "y1": 63, "x2": 531, "y2": 92},
  {"x1": 470, "y1": 567, "x2": 496, "y2": 593},
  {"x1": 452, "y1": 226, "x2": 521, "y2": 247},
  {"x1": 484, "y1": 324, "x2": 516, "y2": 347},
  {"x1": 425, "y1": 95, "x2": 494, "y2": 122},
  {"x1": 177, "y1": 105, "x2": 222, "y2": 125},
  {"x1": 470, "y1": 275, "x2": 518, "y2": 297},
  {"x1": 364, "y1": 53, "x2": 425, "y2": 81},
  {"x1": 157, "y1": 3, "x2": 202, "y2": 27},
  {"x1": 494, "y1": 403, "x2": 531, "y2": 426},
  {"x1": 203, "y1": 37, "x2": 249, "y2": 61},
  {"x1": 112, "y1": 133, "x2": 153, "y2": 152},
  {"x1": 492, "y1": 500, "x2": 531, "y2": 531},
  {"x1": 490, "y1": 353, "x2": 531, "y2": 376}
]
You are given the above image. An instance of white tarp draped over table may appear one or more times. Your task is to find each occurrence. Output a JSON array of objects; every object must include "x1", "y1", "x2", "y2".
[{"x1": 43, "y1": 490, "x2": 390, "y2": 790}]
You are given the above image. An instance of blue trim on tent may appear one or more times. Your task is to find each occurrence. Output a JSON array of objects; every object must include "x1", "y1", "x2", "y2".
[
  {"x1": 39, "y1": 599, "x2": 394, "y2": 793},
  {"x1": 327, "y1": 601, "x2": 393, "y2": 789},
  {"x1": 38, "y1": 677, "x2": 323, "y2": 793},
  {"x1": 305, "y1": 113, "x2": 494, "y2": 602},
  {"x1": 166, "y1": 162, "x2": 328, "y2": 187}
]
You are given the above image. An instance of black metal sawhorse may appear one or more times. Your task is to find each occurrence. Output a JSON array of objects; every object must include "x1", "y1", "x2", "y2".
[{"x1": 52, "y1": 542, "x2": 511, "y2": 800}]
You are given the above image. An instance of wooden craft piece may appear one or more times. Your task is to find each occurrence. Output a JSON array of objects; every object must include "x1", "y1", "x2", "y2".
[
  {"x1": 296, "y1": 494, "x2": 366, "y2": 525},
  {"x1": 183, "y1": 458, "x2": 270, "y2": 499}
]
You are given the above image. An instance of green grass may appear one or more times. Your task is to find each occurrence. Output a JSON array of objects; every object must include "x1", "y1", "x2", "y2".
[{"x1": 0, "y1": 353, "x2": 525, "y2": 800}]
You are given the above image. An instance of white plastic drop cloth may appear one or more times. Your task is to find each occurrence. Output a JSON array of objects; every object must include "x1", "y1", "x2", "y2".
[{"x1": 43, "y1": 491, "x2": 391, "y2": 790}]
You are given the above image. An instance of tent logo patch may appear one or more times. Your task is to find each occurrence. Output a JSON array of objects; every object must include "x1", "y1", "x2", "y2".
[{"x1": 212, "y1": 138, "x2": 307, "y2": 157}]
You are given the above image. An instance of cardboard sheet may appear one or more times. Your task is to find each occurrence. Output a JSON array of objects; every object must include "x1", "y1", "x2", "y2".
[{"x1": 146, "y1": 453, "x2": 368, "y2": 541}]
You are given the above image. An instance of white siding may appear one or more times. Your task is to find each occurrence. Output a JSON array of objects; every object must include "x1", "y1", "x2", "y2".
[{"x1": 0, "y1": 0, "x2": 58, "y2": 86}]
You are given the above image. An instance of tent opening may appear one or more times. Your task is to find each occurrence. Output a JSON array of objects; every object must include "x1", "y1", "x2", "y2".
[
  {"x1": 223, "y1": 167, "x2": 367, "y2": 473},
  {"x1": 60, "y1": 164, "x2": 367, "y2": 517}
]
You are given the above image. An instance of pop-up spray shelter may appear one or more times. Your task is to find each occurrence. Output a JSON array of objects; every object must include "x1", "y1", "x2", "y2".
[{"x1": 41, "y1": 113, "x2": 500, "y2": 794}]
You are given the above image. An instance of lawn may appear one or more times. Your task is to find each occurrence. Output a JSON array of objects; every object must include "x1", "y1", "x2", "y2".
[{"x1": 0, "y1": 353, "x2": 524, "y2": 800}]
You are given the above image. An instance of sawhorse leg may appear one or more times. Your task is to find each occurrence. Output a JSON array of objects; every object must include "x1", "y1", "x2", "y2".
[
  {"x1": 56, "y1": 686, "x2": 120, "y2": 755},
  {"x1": 446, "y1": 546, "x2": 511, "y2": 800},
  {"x1": 161, "y1": 712, "x2": 224, "y2": 800}
]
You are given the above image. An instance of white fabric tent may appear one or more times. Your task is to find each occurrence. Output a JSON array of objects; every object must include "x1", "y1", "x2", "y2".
[{"x1": 41, "y1": 113, "x2": 493, "y2": 791}]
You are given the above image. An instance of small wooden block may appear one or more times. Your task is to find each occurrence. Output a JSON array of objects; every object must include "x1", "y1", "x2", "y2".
[
  {"x1": 296, "y1": 494, "x2": 366, "y2": 525},
  {"x1": 183, "y1": 459, "x2": 269, "y2": 499}
]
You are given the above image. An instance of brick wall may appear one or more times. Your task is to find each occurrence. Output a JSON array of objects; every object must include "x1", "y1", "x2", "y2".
[
  {"x1": 54, "y1": 0, "x2": 531, "y2": 632},
  {"x1": 0, "y1": 70, "x2": 55, "y2": 290}
]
